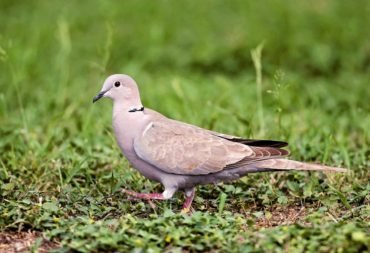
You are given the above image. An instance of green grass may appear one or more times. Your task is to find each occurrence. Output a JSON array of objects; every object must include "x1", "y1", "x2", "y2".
[{"x1": 0, "y1": 0, "x2": 369, "y2": 252}]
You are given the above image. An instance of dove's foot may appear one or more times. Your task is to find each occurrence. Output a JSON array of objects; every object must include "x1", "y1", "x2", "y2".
[
  {"x1": 122, "y1": 189, "x2": 165, "y2": 200},
  {"x1": 181, "y1": 188, "x2": 195, "y2": 213},
  {"x1": 122, "y1": 188, "x2": 177, "y2": 210}
]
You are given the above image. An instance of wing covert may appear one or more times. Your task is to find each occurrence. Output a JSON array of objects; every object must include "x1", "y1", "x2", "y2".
[
  {"x1": 133, "y1": 121, "x2": 251, "y2": 175},
  {"x1": 133, "y1": 119, "x2": 289, "y2": 175}
]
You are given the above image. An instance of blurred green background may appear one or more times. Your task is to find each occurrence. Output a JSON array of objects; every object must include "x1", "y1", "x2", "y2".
[{"x1": 0, "y1": 0, "x2": 369, "y2": 252}]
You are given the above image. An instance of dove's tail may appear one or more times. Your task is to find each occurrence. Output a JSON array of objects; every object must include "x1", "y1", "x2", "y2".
[
  {"x1": 254, "y1": 159, "x2": 348, "y2": 173},
  {"x1": 199, "y1": 158, "x2": 347, "y2": 186}
]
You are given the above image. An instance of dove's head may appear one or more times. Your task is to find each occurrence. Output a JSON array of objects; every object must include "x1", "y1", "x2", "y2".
[{"x1": 93, "y1": 74, "x2": 142, "y2": 107}]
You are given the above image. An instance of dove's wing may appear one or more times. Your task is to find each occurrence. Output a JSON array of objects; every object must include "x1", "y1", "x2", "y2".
[
  {"x1": 205, "y1": 129, "x2": 288, "y2": 148},
  {"x1": 144, "y1": 110, "x2": 289, "y2": 148},
  {"x1": 168, "y1": 119, "x2": 288, "y2": 148},
  {"x1": 133, "y1": 119, "x2": 289, "y2": 175}
]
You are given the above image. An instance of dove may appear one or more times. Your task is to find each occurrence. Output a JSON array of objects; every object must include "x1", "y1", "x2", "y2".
[{"x1": 93, "y1": 74, "x2": 347, "y2": 212}]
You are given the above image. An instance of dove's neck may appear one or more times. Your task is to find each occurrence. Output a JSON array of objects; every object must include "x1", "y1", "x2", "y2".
[
  {"x1": 112, "y1": 97, "x2": 143, "y2": 118},
  {"x1": 112, "y1": 98, "x2": 149, "y2": 159},
  {"x1": 112, "y1": 98, "x2": 146, "y2": 140}
]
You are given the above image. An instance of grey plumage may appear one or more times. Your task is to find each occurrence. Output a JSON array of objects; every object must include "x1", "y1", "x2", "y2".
[{"x1": 93, "y1": 74, "x2": 347, "y2": 211}]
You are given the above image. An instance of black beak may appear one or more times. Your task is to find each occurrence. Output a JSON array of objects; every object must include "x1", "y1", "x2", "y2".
[{"x1": 93, "y1": 91, "x2": 106, "y2": 103}]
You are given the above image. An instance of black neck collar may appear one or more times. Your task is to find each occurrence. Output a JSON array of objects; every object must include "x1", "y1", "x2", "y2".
[{"x1": 128, "y1": 106, "x2": 144, "y2": 113}]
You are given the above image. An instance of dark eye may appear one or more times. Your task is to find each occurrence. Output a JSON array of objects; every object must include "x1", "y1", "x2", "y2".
[{"x1": 114, "y1": 81, "x2": 121, "y2": 87}]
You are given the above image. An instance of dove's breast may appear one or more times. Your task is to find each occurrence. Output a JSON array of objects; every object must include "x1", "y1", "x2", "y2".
[{"x1": 112, "y1": 112, "x2": 167, "y2": 183}]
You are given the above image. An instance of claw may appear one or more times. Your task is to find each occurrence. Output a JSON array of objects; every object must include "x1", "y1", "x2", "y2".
[{"x1": 181, "y1": 188, "x2": 195, "y2": 212}]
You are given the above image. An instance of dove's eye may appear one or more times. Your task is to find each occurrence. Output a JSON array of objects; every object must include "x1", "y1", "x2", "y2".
[{"x1": 114, "y1": 81, "x2": 121, "y2": 87}]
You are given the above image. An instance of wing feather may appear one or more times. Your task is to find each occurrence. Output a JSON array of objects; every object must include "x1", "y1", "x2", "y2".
[
  {"x1": 134, "y1": 119, "x2": 289, "y2": 175},
  {"x1": 168, "y1": 118, "x2": 288, "y2": 148}
]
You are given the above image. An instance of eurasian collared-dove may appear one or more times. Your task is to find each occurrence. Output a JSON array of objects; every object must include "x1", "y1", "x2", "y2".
[{"x1": 93, "y1": 74, "x2": 347, "y2": 212}]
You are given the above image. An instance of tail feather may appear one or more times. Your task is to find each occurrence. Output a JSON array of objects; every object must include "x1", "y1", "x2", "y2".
[{"x1": 255, "y1": 159, "x2": 348, "y2": 173}]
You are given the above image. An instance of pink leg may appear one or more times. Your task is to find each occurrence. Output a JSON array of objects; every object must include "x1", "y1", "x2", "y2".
[
  {"x1": 182, "y1": 188, "x2": 195, "y2": 212},
  {"x1": 122, "y1": 189, "x2": 165, "y2": 200}
]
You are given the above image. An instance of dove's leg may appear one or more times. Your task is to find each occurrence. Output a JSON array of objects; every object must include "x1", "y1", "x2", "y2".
[
  {"x1": 182, "y1": 188, "x2": 195, "y2": 212},
  {"x1": 122, "y1": 188, "x2": 175, "y2": 200}
]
